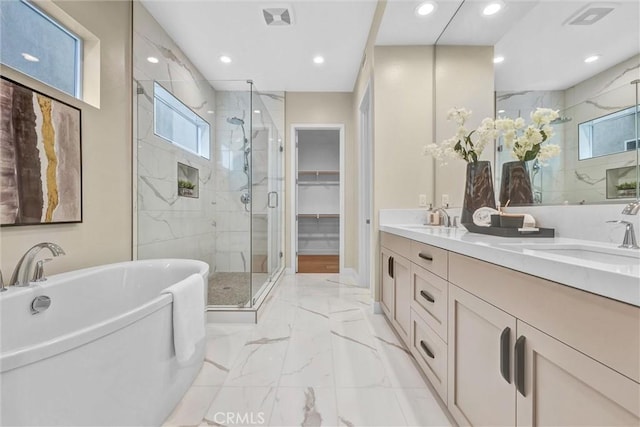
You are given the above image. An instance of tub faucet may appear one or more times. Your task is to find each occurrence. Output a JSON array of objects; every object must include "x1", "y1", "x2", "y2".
[{"x1": 10, "y1": 243, "x2": 66, "y2": 287}]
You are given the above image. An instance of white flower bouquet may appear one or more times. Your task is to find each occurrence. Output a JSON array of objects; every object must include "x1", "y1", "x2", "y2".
[
  {"x1": 424, "y1": 108, "x2": 497, "y2": 164},
  {"x1": 495, "y1": 108, "x2": 561, "y2": 164}
]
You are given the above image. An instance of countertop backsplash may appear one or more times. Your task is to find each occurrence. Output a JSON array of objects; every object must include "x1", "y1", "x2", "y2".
[
  {"x1": 379, "y1": 203, "x2": 640, "y2": 244},
  {"x1": 506, "y1": 204, "x2": 640, "y2": 244}
]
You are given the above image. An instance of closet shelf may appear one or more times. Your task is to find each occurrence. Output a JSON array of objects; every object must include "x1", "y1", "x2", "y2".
[
  {"x1": 297, "y1": 181, "x2": 339, "y2": 186},
  {"x1": 298, "y1": 170, "x2": 339, "y2": 176},
  {"x1": 298, "y1": 214, "x2": 340, "y2": 219}
]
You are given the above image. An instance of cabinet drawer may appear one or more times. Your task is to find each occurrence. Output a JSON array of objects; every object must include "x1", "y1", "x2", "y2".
[
  {"x1": 381, "y1": 232, "x2": 411, "y2": 259},
  {"x1": 410, "y1": 308, "x2": 448, "y2": 403},
  {"x1": 411, "y1": 263, "x2": 448, "y2": 342},
  {"x1": 410, "y1": 240, "x2": 448, "y2": 279}
]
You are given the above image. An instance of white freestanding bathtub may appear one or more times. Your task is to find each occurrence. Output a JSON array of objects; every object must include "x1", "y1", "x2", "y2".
[{"x1": 0, "y1": 259, "x2": 209, "y2": 427}]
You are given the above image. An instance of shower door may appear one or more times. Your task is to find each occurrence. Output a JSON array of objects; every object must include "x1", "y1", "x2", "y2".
[
  {"x1": 267, "y1": 128, "x2": 284, "y2": 281},
  {"x1": 250, "y1": 89, "x2": 284, "y2": 304}
]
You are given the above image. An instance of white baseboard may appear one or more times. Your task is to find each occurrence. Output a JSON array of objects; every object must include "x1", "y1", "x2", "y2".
[{"x1": 372, "y1": 301, "x2": 383, "y2": 314}]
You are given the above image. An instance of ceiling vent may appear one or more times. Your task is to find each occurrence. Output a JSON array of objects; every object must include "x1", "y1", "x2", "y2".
[
  {"x1": 565, "y1": 3, "x2": 616, "y2": 26},
  {"x1": 263, "y1": 7, "x2": 293, "y2": 26}
]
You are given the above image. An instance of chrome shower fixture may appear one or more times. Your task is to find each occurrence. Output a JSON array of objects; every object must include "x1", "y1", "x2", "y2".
[{"x1": 226, "y1": 117, "x2": 244, "y2": 126}]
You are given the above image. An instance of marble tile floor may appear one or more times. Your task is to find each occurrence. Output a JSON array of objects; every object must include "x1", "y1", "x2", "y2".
[{"x1": 165, "y1": 273, "x2": 452, "y2": 427}]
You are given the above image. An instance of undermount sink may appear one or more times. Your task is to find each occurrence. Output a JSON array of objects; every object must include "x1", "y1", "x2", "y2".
[{"x1": 497, "y1": 243, "x2": 640, "y2": 266}]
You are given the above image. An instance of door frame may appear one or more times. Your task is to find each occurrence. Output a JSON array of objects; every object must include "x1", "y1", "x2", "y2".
[
  {"x1": 358, "y1": 81, "x2": 373, "y2": 287},
  {"x1": 289, "y1": 124, "x2": 345, "y2": 273}
]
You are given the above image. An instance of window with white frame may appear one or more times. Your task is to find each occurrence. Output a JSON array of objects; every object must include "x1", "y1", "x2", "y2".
[
  {"x1": 153, "y1": 82, "x2": 211, "y2": 159},
  {"x1": 0, "y1": 0, "x2": 82, "y2": 97}
]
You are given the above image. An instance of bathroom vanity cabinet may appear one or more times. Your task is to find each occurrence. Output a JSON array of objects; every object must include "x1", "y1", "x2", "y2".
[{"x1": 379, "y1": 232, "x2": 640, "y2": 427}]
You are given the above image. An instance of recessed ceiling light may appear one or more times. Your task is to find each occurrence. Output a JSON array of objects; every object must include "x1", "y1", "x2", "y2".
[
  {"x1": 220, "y1": 55, "x2": 232, "y2": 64},
  {"x1": 313, "y1": 55, "x2": 325, "y2": 64},
  {"x1": 584, "y1": 55, "x2": 600, "y2": 63},
  {"x1": 493, "y1": 56, "x2": 505, "y2": 64},
  {"x1": 254, "y1": 109, "x2": 261, "y2": 114},
  {"x1": 147, "y1": 56, "x2": 159, "y2": 64},
  {"x1": 415, "y1": 1, "x2": 437, "y2": 16},
  {"x1": 483, "y1": 1, "x2": 504, "y2": 16},
  {"x1": 21, "y1": 52, "x2": 39, "y2": 62},
  {"x1": 207, "y1": 110, "x2": 214, "y2": 114},
  {"x1": 498, "y1": 109, "x2": 505, "y2": 114}
]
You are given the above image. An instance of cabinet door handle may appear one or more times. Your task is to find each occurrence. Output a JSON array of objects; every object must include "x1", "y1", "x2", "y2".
[
  {"x1": 388, "y1": 256, "x2": 394, "y2": 279},
  {"x1": 418, "y1": 253, "x2": 433, "y2": 262},
  {"x1": 500, "y1": 327, "x2": 511, "y2": 384},
  {"x1": 420, "y1": 290, "x2": 435, "y2": 303},
  {"x1": 420, "y1": 340, "x2": 435, "y2": 359},
  {"x1": 515, "y1": 335, "x2": 526, "y2": 397}
]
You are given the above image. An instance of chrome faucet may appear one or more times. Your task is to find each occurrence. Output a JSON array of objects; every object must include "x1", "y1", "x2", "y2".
[
  {"x1": 0, "y1": 270, "x2": 6, "y2": 292},
  {"x1": 606, "y1": 202, "x2": 640, "y2": 249},
  {"x1": 10, "y1": 243, "x2": 65, "y2": 287},
  {"x1": 606, "y1": 221, "x2": 639, "y2": 249},
  {"x1": 433, "y1": 207, "x2": 451, "y2": 227},
  {"x1": 622, "y1": 200, "x2": 640, "y2": 215}
]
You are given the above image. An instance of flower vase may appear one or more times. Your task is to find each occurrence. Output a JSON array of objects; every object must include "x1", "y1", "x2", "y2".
[
  {"x1": 499, "y1": 161, "x2": 533, "y2": 206},
  {"x1": 461, "y1": 161, "x2": 497, "y2": 226}
]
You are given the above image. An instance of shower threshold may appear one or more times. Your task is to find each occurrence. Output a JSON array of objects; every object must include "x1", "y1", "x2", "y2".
[{"x1": 206, "y1": 269, "x2": 284, "y2": 323}]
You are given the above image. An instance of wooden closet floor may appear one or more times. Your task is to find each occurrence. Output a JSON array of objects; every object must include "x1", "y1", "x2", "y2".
[{"x1": 297, "y1": 255, "x2": 339, "y2": 273}]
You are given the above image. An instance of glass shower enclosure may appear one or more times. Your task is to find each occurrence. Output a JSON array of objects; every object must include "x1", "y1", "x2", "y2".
[{"x1": 134, "y1": 78, "x2": 284, "y2": 309}]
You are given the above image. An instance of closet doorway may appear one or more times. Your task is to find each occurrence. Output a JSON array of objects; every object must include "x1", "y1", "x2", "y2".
[{"x1": 291, "y1": 125, "x2": 344, "y2": 273}]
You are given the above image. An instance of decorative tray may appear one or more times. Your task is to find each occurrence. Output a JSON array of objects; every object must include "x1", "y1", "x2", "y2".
[{"x1": 464, "y1": 224, "x2": 555, "y2": 238}]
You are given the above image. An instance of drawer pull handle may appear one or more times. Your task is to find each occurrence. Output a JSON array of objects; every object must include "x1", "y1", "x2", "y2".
[
  {"x1": 515, "y1": 335, "x2": 526, "y2": 397},
  {"x1": 388, "y1": 256, "x2": 394, "y2": 279},
  {"x1": 418, "y1": 253, "x2": 433, "y2": 262},
  {"x1": 500, "y1": 327, "x2": 511, "y2": 384},
  {"x1": 419, "y1": 340, "x2": 435, "y2": 359},
  {"x1": 420, "y1": 290, "x2": 435, "y2": 303}
]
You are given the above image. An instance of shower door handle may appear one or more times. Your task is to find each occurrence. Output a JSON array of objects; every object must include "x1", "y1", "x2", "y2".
[{"x1": 268, "y1": 191, "x2": 278, "y2": 208}]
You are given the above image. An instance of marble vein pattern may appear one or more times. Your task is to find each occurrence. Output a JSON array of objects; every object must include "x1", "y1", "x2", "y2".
[{"x1": 162, "y1": 273, "x2": 452, "y2": 427}]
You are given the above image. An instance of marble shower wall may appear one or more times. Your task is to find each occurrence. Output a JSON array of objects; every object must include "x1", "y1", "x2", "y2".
[
  {"x1": 562, "y1": 54, "x2": 639, "y2": 204},
  {"x1": 133, "y1": 3, "x2": 217, "y2": 271},
  {"x1": 496, "y1": 54, "x2": 640, "y2": 204}
]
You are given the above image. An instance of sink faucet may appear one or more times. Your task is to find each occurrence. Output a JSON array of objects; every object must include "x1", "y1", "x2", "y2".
[
  {"x1": 9, "y1": 243, "x2": 65, "y2": 287},
  {"x1": 606, "y1": 202, "x2": 640, "y2": 249},
  {"x1": 433, "y1": 207, "x2": 451, "y2": 227}
]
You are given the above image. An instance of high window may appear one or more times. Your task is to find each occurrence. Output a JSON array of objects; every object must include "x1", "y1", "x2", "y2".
[
  {"x1": 0, "y1": 0, "x2": 82, "y2": 97},
  {"x1": 154, "y1": 82, "x2": 211, "y2": 159},
  {"x1": 579, "y1": 105, "x2": 639, "y2": 160}
]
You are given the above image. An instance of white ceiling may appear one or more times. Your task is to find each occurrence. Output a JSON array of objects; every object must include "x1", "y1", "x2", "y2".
[
  {"x1": 140, "y1": 0, "x2": 640, "y2": 93},
  {"x1": 378, "y1": 0, "x2": 640, "y2": 91},
  {"x1": 139, "y1": 0, "x2": 378, "y2": 92}
]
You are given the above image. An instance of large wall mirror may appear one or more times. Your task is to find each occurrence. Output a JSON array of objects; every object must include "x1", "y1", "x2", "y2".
[{"x1": 438, "y1": 0, "x2": 640, "y2": 205}]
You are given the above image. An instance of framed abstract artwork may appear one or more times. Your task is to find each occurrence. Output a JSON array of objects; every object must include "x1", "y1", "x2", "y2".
[{"x1": 0, "y1": 76, "x2": 82, "y2": 226}]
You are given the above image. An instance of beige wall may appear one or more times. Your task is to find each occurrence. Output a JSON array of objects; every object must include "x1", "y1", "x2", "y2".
[
  {"x1": 1, "y1": 1, "x2": 132, "y2": 277},
  {"x1": 434, "y1": 46, "x2": 495, "y2": 207},
  {"x1": 369, "y1": 45, "x2": 435, "y2": 300},
  {"x1": 284, "y1": 92, "x2": 355, "y2": 269},
  {"x1": 350, "y1": 42, "x2": 494, "y2": 302}
]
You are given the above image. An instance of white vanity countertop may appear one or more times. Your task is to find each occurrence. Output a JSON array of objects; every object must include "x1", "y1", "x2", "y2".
[{"x1": 380, "y1": 224, "x2": 640, "y2": 307}]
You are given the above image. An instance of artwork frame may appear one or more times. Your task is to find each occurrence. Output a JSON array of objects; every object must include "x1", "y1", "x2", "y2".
[{"x1": 1, "y1": 75, "x2": 82, "y2": 226}]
